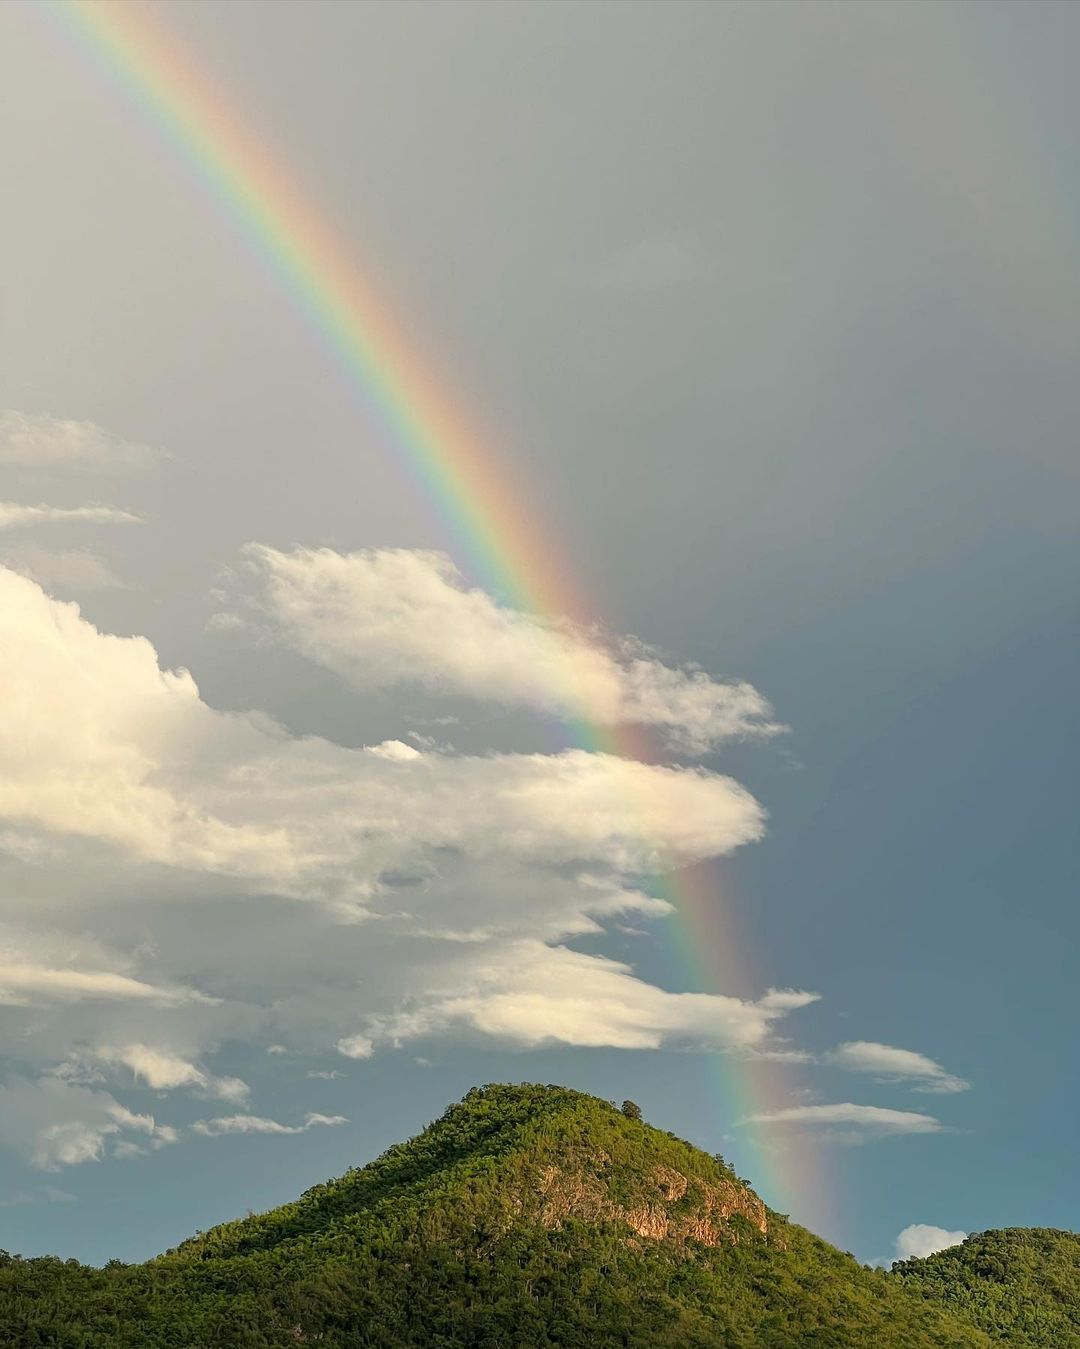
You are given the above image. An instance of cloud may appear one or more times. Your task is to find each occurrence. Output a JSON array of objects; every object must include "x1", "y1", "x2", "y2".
[
  {"x1": 0, "y1": 503, "x2": 141, "y2": 531},
  {"x1": 92, "y1": 1045, "x2": 249, "y2": 1102},
  {"x1": 825, "y1": 1041, "x2": 969, "y2": 1094},
  {"x1": 757, "y1": 988, "x2": 822, "y2": 1012},
  {"x1": 0, "y1": 1077, "x2": 176, "y2": 1170},
  {"x1": 0, "y1": 561, "x2": 819, "y2": 1167},
  {"x1": 191, "y1": 1112, "x2": 347, "y2": 1137},
  {"x1": 242, "y1": 546, "x2": 784, "y2": 755},
  {"x1": 0, "y1": 926, "x2": 210, "y2": 1009},
  {"x1": 337, "y1": 1034, "x2": 374, "y2": 1060},
  {"x1": 740, "y1": 1102, "x2": 943, "y2": 1143},
  {"x1": 0, "y1": 545, "x2": 126, "y2": 591},
  {"x1": 894, "y1": 1224, "x2": 967, "y2": 1262},
  {"x1": 0, "y1": 963, "x2": 191, "y2": 1006},
  {"x1": 0, "y1": 412, "x2": 159, "y2": 471},
  {"x1": 342, "y1": 942, "x2": 819, "y2": 1056},
  {"x1": 0, "y1": 566, "x2": 765, "y2": 894}
]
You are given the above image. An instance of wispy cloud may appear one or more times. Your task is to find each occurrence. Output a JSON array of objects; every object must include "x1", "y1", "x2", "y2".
[
  {"x1": 0, "y1": 412, "x2": 160, "y2": 471},
  {"x1": 825, "y1": 1041, "x2": 969, "y2": 1094},
  {"x1": 0, "y1": 502, "x2": 141, "y2": 530},
  {"x1": 0, "y1": 960, "x2": 207, "y2": 1007},
  {"x1": 741, "y1": 1102, "x2": 943, "y2": 1143},
  {"x1": 191, "y1": 1112, "x2": 347, "y2": 1137},
  {"x1": 0, "y1": 545, "x2": 127, "y2": 591}
]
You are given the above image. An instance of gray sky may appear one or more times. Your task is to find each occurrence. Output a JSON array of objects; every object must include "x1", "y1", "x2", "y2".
[{"x1": 0, "y1": 0, "x2": 1078, "y2": 1266}]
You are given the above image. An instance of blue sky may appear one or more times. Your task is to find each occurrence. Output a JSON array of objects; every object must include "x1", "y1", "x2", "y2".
[{"x1": 0, "y1": 0, "x2": 1077, "y2": 1267}]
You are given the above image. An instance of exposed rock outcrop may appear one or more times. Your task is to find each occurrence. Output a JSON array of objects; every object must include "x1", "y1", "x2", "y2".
[{"x1": 531, "y1": 1153, "x2": 768, "y2": 1247}]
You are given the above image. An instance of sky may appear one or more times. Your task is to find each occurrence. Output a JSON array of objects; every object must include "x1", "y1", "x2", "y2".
[{"x1": 0, "y1": 0, "x2": 1077, "y2": 1269}]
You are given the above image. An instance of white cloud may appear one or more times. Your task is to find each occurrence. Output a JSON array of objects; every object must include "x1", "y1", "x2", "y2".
[
  {"x1": 825, "y1": 1041, "x2": 969, "y2": 1094},
  {"x1": 343, "y1": 942, "x2": 818, "y2": 1056},
  {"x1": 191, "y1": 1112, "x2": 347, "y2": 1137},
  {"x1": 757, "y1": 988, "x2": 822, "y2": 1012},
  {"x1": 740, "y1": 1102, "x2": 943, "y2": 1143},
  {"x1": 0, "y1": 1077, "x2": 175, "y2": 1170},
  {"x1": 0, "y1": 503, "x2": 141, "y2": 530},
  {"x1": 894, "y1": 1223, "x2": 967, "y2": 1262},
  {"x1": 93, "y1": 1045, "x2": 249, "y2": 1102},
  {"x1": 337, "y1": 1034, "x2": 374, "y2": 1060},
  {"x1": 0, "y1": 412, "x2": 159, "y2": 471},
  {"x1": 0, "y1": 566, "x2": 764, "y2": 895},
  {"x1": 0, "y1": 545, "x2": 126, "y2": 591},
  {"x1": 242, "y1": 546, "x2": 783, "y2": 755},
  {"x1": 0, "y1": 562, "x2": 820, "y2": 1160}
]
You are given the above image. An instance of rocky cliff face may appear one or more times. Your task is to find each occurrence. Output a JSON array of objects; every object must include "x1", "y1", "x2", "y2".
[{"x1": 530, "y1": 1151, "x2": 769, "y2": 1246}]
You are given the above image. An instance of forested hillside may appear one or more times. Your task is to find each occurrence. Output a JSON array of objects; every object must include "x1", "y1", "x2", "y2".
[
  {"x1": 0, "y1": 1084, "x2": 1064, "y2": 1347},
  {"x1": 895, "y1": 1228, "x2": 1080, "y2": 1348}
]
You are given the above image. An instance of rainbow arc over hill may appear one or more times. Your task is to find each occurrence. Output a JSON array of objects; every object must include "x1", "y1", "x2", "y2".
[{"x1": 44, "y1": 0, "x2": 826, "y2": 1225}]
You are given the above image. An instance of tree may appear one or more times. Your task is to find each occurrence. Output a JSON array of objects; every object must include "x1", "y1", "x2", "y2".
[{"x1": 620, "y1": 1100, "x2": 642, "y2": 1122}]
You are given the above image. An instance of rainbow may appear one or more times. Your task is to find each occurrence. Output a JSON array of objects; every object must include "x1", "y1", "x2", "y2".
[{"x1": 40, "y1": 0, "x2": 828, "y2": 1229}]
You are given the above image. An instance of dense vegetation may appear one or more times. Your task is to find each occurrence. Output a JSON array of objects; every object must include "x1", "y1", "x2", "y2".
[
  {"x1": 0, "y1": 1084, "x2": 1064, "y2": 1347},
  {"x1": 895, "y1": 1228, "x2": 1080, "y2": 1348}
]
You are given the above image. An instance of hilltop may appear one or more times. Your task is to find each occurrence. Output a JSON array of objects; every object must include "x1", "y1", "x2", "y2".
[
  {"x1": 895, "y1": 1228, "x2": 1080, "y2": 1348},
  {"x1": 0, "y1": 1083, "x2": 1061, "y2": 1346}
]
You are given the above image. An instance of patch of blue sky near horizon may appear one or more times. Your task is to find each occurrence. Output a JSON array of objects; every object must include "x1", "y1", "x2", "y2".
[{"x1": 0, "y1": 0, "x2": 1077, "y2": 1269}]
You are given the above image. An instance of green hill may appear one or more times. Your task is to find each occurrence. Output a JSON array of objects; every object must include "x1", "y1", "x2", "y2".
[
  {"x1": 0, "y1": 1083, "x2": 1056, "y2": 1347},
  {"x1": 894, "y1": 1228, "x2": 1080, "y2": 1348}
]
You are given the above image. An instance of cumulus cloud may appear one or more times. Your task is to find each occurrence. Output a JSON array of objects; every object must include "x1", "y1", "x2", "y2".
[
  {"x1": 740, "y1": 1102, "x2": 943, "y2": 1143},
  {"x1": 191, "y1": 1112, "x2": 346, "y2": 1137},
  {"x1": 0, "y1": 562, "x2": 824, "y2": 1182},
  {"x1": 242, "y1": 546, "x2": 783, "y2": 755},
  {"x1": 341, "y1": 942, "x2": 819, "y2": 1056},
  {"x1": 0, "y1": 1077, "x2": 176, "y2": 1170},
  {"x1": 894, "y1": 1223, "x2": 967, "y2": 1262},
  {"x1": 0, "y1": 503, "x2": 141, "y2": 530},
  {"x1": 0, "y1": 566, "x2": 765, "y2": 897},
  {"x1": 825, "y1": 1041, "x2": 969, "y2": 1094},
  {"x1": 0, "y1": 411, "x2": 159, "y2": 471}
]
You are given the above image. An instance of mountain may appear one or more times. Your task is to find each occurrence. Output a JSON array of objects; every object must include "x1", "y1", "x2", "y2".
[
  {"x1": 0, "y1": 1083, "x2": 1061, "y2": 1347},
  {"x1": 895, "y1": 1228, "x2": 1080, "y2": 1348}
]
